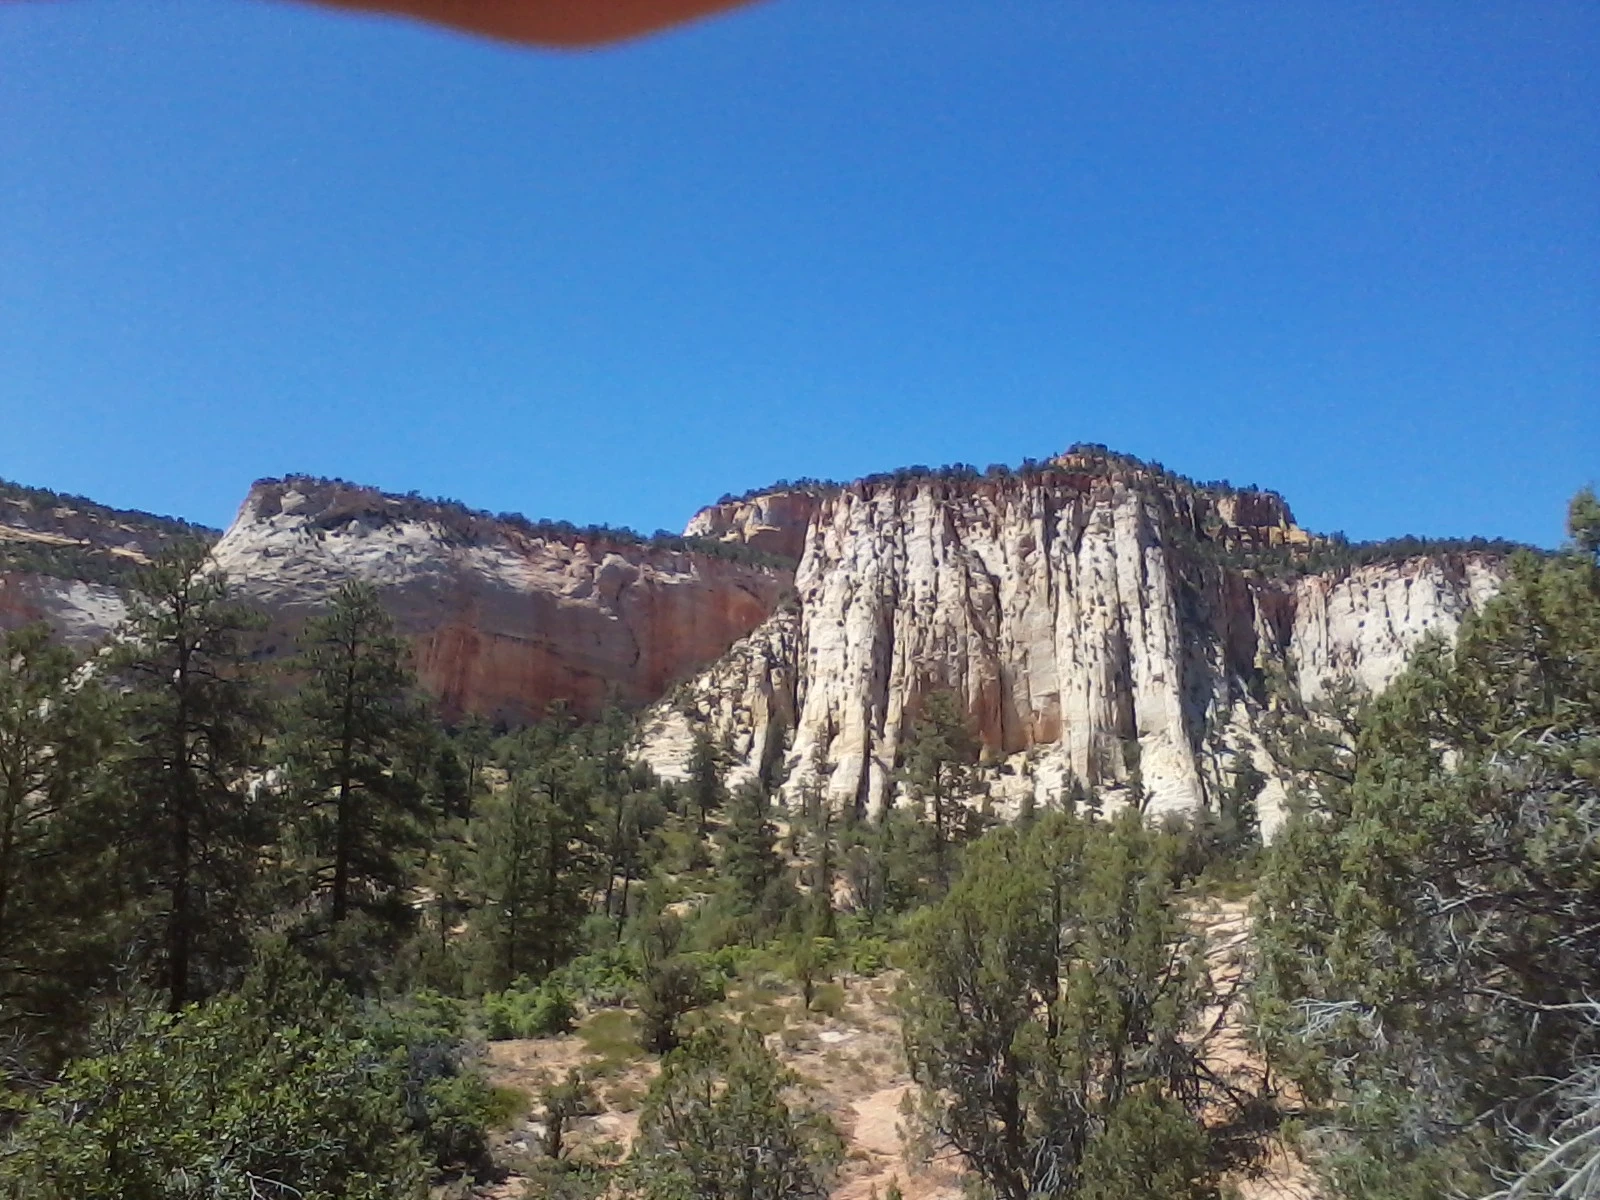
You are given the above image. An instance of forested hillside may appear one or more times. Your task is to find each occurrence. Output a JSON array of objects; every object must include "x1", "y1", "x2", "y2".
[
  {"x1": 0, "y1": 489, "x2": 1593, "y2": 1199},
  {"x1": 0, "y1": 477, "x2": 216, "y2": 587}
]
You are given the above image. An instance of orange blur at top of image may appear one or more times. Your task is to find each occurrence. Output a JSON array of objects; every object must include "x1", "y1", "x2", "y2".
[{"x1": 303, "y1": 0, "x2": 761, "y2": 45}]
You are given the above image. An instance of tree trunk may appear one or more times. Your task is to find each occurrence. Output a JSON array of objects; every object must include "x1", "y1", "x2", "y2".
[
  {"x1": 0, "y1": 771, "x2": 20, "y2": 961},
  {"x1": 169, "y1": 631, "x2": 194, "y2": 1012},
  {"x1": 331, "y1": 651, "x2": 358, "y2": 923},
  {"x1": 615, "y1": 868, "x2": 632, "y2": 939}
]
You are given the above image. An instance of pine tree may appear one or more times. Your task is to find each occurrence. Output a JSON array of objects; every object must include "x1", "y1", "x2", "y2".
[
  {"x1": 415, "y1": 820, "x2": 471, "y2": 994},
  {"x1": 456, "y1": 713, "x2": 494, "y2": 816},
  {"x1": 589, "y1": 704, "x2": 664, "y2": 928},
  {"x1": 471, "y1": 774, "x2": 543, "y2": 990},
  {"x1": 1253, "y1": 491, "x2": 1600, "y2": 1200},
  {"x1": 896, "y1": 689, "x2": 983, "y2": 892},
  {"x1": 0, "y1": 625, "x2": 117, "y2": 1062},
  {"x1": 629, "y1": 1025, "x2": 843, "y2": 1200},
  {"x1": 789, "y1": 934, "x2": 835, "y2": 1011},
  {"x1": 430, "y1": 741, "x2": 471, "y2": 822},
  {"x1": 282, "y1": 582, "x2": 427, "y2": 955},
  {"x1": 805, "y1": 797, "x2": 838, "y2": 938},
  {"x1": 112, "y1": 541, "x2": 272, "y2": 1011},
  {"x1": 634, "y1": 912, "x2": 706, "y2": 1055},
  {"x1": 687, "y1": 725, "x2": 727, "y2": 839},
  {"x1": 1216, "y1": 747, "x2": 1263, "y2": 854},
  {"x1": 602, "y1": 781, "x2": 665, "y2": 936},
  {"x1": 471, "y1": 735, "x2": 594, "y2": 990},
  {"x1": 721, "y1": 780, "x2": 782, "y2": 914}
]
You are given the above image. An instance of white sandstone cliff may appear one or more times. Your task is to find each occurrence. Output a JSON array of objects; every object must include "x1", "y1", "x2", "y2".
[
  {"x1": 640, "y1": 463, "x2": 1504, "y2": 835},
  {"x1": 210, "y1": 477, "x2": 789, "y2": 724}
]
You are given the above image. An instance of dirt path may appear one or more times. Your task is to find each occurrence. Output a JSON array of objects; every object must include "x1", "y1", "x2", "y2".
[{"x1": 830, "y1": 1082, "x2": 963, "y2": 1200}]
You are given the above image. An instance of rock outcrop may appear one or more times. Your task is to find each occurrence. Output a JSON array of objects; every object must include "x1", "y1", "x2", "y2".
[
  {"x1": 210, "y1": 478, "x2": 792, "y2": 724},
  {"x1": 0, "y1": 573, "x2": 128, "y2": 649},
  {"x1": 683, "y1": 491, "x2": 823, "y2": 563},
  {"x1": 641, "y1": 454, "x2": 1506, "y2": 832}
]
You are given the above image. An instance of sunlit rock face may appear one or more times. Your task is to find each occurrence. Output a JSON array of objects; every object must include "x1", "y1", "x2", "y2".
[
  {"x1": 644, "y1": 455, "x2": 1504, "y2": 834},
  {"x1": 0, "y1": 573, "x2": 127, "y2": 649},
  {"x1": 210, "y1": 478, "x2": 792, "y2": 726},
  {"x1": 684, "y1": 491, "x2": 824, "y2": 563},
  {"x1": 4, "y1": 460, "x2": 1507, "y2": 838}
]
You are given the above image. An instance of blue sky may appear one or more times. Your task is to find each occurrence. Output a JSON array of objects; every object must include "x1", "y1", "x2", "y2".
[{"x1": 1, "y1": 1, "x2": 1595, "y2": 544}]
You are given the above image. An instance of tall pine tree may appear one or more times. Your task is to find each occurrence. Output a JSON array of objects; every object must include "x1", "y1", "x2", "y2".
[
  {"x1": 113, "y1": 541, "x2": 271, "y2": 1011},
  {"x1": 282, "y1": 582, "x2": 427, "y2": 955},
  {"x1": 721, "y1": 780, "x2": 783, "y2": 916},
  {"x1": 896, "y1": 689, "x2": 983, "y2": 893},
  {"x1": 471, "y1": 721, "x2": 595, "y2": 989},
  {"x1": 687, "y1": 725, "x2": 727, "y2": 839}
]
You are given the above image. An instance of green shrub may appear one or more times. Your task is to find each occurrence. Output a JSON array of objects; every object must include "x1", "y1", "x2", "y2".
[
  {"x1": 519, "y1": 1159, "x2": 613, "y2": 1200},
  {"x1": 578, "y1": 1009, "x2": 644, "y2": 1070},
  {"x1": 481, "y1": 979, "x2": 577, "y2": 1040},
  {"x1": 361, "y1": 987, "x2": 498, "y2": 1177},
  {"x1": 628, "y1": 1026, "x2": 843, "y2": 1200},
  {"x1": 0, "y1": 954, "x2": 426, "y2": 1200},
  {"x1": 1076, "y1": 1093, "x2": 1217, "y2": 1200},
  {"x1": 843, "y1": 935, "x2": 891, "y2": 975},
  {"x1": 742, "y1": 1003, "x2": 788, "y2": 1036},
  {"x1": 551, "y1": 946, "x2": 640, "y2": 1009},
  {"x1": 683, "y1": 943, "x2": 752, "y2": 984},
  {"x1": 810, "y1": 981, "x2": 847, "y2": 1018},
  {"x1": 415, "y1": 1071, "x2": 500, "y2": 1173},
  {"x1": 484, "y1": 1084, "x2": 530, "y2": 1129}
]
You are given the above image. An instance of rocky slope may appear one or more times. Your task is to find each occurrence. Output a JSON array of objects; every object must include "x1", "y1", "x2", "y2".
[
  {"x1": 640, "y1": 451, "x2": 1506, "y2": 831},
  {"x1": 210, "y1": 477, "x2": 792, "y2": 724},
  {"x1": 0, "y1": 478, "x2": 214, "y2": 648}
]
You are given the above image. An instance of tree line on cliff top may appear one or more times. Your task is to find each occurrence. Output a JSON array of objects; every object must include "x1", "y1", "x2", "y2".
[
  {"x1": 715, "y1": 444, "x2": 1534, "y2": 577},
  {"x1": 255, "y1": 474, "x2": 799, "y2": 568},
  {"x1": 0, "y1": 476, "x2": 217, "y2": 587},
  {"x1": 0, "y1": 489, "x2": 1594, "y2": 1200}
]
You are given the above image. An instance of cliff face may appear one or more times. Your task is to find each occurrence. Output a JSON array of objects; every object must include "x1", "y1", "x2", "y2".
[
  {"x1": 683, "y1": 491, "x2": 823, "y2": 563},
  {"x1": 210, "y1": 478, "x2": 792, "y2": 724},
  {"x1": 5, "y1": 462, "x2": 1508, "y2": 830},
  {"x1": 642, "y1": 460, "x2": 1504, "y2": 831}
]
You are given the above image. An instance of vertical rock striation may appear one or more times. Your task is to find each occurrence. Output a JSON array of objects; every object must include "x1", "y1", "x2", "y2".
[
  {"x1": 4, "y1": 460, "x2": 1509, "y2": 835},
  {"x1": 641, "y1": 455, "x2": 1506, "y2": 831}
]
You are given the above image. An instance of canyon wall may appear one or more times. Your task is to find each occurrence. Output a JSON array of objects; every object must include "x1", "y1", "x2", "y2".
[
  {"x1": 4, "y1": 461, "x2": 1508, "y2": 834},
  {"x1": 640, "y1": 460, "x2": 1504, "y2": 832},
  {"x1": 210, "y1": 478, "x2": 791, "y2": 724}
]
